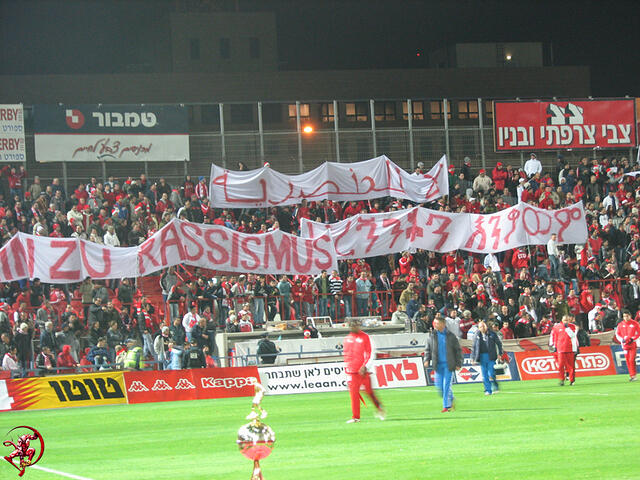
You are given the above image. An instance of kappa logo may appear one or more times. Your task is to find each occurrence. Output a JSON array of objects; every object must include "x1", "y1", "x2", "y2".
[
  {"x1": 201, "y1": 376, "x2": 255, "y2": 389},
  {"x1": 128, "y1": 380, "x2": 149, "y2": 392},
  {"x1": 65, "y1": 109, "x2": 85, "y2": 129},
  {"x1": 409, "y1": 339, "x2": 419, "y2": 346},
  {"x1": 151, "y1": 380, "x2": 173, "y2": 391},
  {"x1": 521, "y1": 353, "x2": 611, "y2": 375},
  {"x1": 174, "y1": 378, "x2": 196, "y2": 390}
]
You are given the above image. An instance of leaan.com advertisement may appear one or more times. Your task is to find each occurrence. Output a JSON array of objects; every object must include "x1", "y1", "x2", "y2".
[{"x1": 259, "y1": 357, "x2": 427, "y2": 395}]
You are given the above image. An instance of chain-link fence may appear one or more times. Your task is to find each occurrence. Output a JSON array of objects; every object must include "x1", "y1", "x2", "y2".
[{"x1": 17, "y1": 99, "x2": 638, "y2": 190}]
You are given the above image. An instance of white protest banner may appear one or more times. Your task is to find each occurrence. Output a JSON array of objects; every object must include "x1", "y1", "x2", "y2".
[
  {"x1": 0, "y1": 219, "x2": 337, "y2": 283},
  {"x1": 0, "y1": 104, "x2": 25, "y2": 163},
  {"x1": 209, "y1": 155, "x2": 448, "y2": 208},
  {"x1": 300, "y1": 202, "x2": 588, "y2": 258}
]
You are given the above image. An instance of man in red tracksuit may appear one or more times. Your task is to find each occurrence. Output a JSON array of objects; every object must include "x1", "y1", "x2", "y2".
[
  {"x1": 551, "y1": 315, "x2": 578, "y2": 385},
  {"x1": 343, "y1": 318, "x2": 385, "y2": 423},
  {"x1": 615, "y1": 310, "x2": 640, "y2": 381}
]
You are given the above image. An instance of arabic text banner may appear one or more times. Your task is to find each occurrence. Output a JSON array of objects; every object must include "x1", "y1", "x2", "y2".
[
  {"x1": 0, "y1": 104, "x2": 25, "y2": 163},
  {"x1": 300, "y1": 202, "x2": 587, "y2": 258},
  {"x1": 33, "y1": 104, "x2": 189, "y2": 162},
  {"x1": 209, "y1": 155, "x2": 448, "y2": 208},
  {"x1": 494, "y1": 99, "x2": 636, "y2": 151},
  {"x1": 0, "y1": 218, "x2": 337, "y2": 283}
]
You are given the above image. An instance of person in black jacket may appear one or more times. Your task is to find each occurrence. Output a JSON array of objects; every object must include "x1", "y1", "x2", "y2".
[
  {"x1": 39, "y1": 321, "x2": 58, "y2": 354},
  {"x1": 423, "y1": 316, "x2": 462, "y2": 412},
  {"x1": 35, "y1": 346, "x2": 56, "y2": 376},
  {"x1": 14, "y1": 322, "x2": 32, "y2": 378},
  {"x1": 471, "y1": 321, "x2": 504, "y2": 395},
  {"x1": 183, "y1": 340, "x2": 206, "y2": 369},
  {"x1": 257, "y1": 333, "x2": 279, "y2": 365}
]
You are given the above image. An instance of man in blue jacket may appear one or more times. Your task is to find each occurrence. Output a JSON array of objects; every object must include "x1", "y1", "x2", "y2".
[
  {"x1": 424, "y1": 317, "x2": 462, "y2": 412},
  {"x1": 471, "y1": 321, "x2": 504, "y2": 395}
]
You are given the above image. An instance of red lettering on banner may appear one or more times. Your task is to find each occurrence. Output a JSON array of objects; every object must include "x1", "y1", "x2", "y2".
[
  {"x1": 159, "y1": 223, "x2": 185, "y2": 266},
  {"x1": 405, "y1": 208, "x2": 424, "y2": 242},
  {"x1": 382, "y1": 218, "x2": 404, "y2": 249},
  {"x1": 313, "y1": 235, "x2": 334, "y2": 270},
  {"x1": 465, "y1": 217, "x2": 487, "y2": 250},
  {"x1": 355, "y1": 217, "x2": 379, "y2": 255},
  {"x1": 425, "y1": 213, "x2": 452, "y2": 251},
  {"x1": 264, "y1": 234, "x2": 291, "y2": 271},
  {"x1": 0, "y1": 247, "x2": 11, "y2": 280},
  {"x1": 291, "y1": 237, "x2": 313, "y2": 274},
  {"x1": 375, "y1": 365, "x2": 388, "y2": 387},
  {"x1": 522, "y1": 207, "x2": 552, "y2": 237},
  {"x1": 488, "y1": 216, "x2": 502, "y2": 251},
  {"x1": 26, "y1": 238, "x2": 35, "y2": 279},
  {"x1": 240, "y1": 236, "x2": 261, "y2": 270},
  {"x1": 402, "y1": 358, "x2": 418, "y2": 380},
  {"x1": 12, "y1": 237, "x2": 29, "y2": 279},
  {"x1": 79, "y1": 242, "x2": 112, "y2": 277},
  {"x1": 554, "y1": 207, "x2": 583, "y2": 242},
  {"x1": 504, "y1": 209, "x2": 520, "y2": 243},
  {"x1": 180, "y1": 223, "x2": 204, "y2": 261},
  {"x1": 384, "y1": 362, "x2": 404, "y2": 381},
  {"x1": 204, "y1": 229, "x2": 229, "y2": 265},
  {"x1": 230, "y1": 232, "x2": 240, "y2": 269},
  {"x1": 137, "y1": 238, "x2": 159, "y2": 275},
  {"x1": 333, "y1": 223, "x2": 355, "y2": 257},
  {"x1": 49, "y1": 240, "x2": 81, "y2": 281}
]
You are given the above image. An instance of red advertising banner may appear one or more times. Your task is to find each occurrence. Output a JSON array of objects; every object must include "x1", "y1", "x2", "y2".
[
  {"x1": 514, "y1": 346, "x2": 617, "y2": 381},
  {"x1": 123, "y1": 367, "x2": 259, "y2": 404},
  {"x1": 494, "y1": 99, "x2": 637, "y2": 151}
]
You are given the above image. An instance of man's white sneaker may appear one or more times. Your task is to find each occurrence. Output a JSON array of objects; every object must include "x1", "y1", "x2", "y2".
[
  {"x1": 375, "y1": 408, "x2": 386, "y2": 421},
  {"x1": 346, "y1": 418, "x2": 360, "y2": 424}
]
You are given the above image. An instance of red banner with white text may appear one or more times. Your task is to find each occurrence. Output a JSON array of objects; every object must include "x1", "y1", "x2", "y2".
[
  {"x1": 514, "y1": 347, "x2": 617, "y2": 381},
  {"x1": 494, "y1": 99, "x2": 637, "y2": 151},
  {"x1": 123, "y1": 367, "x2": 259, "y2": 404}
]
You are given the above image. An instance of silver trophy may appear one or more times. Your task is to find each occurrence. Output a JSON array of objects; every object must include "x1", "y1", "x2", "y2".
[{"x1": 237, "y1": 382, "x2": 275, "y2": 480}]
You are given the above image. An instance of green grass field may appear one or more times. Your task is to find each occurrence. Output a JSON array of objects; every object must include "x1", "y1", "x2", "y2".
[{"x1": 2, "y1": 375, "x2": 639, "y2": 480}]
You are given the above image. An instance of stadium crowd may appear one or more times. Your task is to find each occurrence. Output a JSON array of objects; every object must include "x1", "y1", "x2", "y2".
[{"x1": 1, "y1": 152, "x2": 640, "y2": 377}]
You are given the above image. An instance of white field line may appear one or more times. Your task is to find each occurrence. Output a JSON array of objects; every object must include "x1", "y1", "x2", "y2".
[{"x1": 31, "y1": 465, "x2": 95, "y2": 480}]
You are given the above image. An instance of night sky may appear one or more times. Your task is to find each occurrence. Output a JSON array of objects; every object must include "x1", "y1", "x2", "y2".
[{"x1": 1, "y1": 0, "x2": 639, "y2": 96}]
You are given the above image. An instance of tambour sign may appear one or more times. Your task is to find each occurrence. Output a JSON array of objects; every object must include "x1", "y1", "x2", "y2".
[
  {"x1": 494, "y1": 98, "x2": 637, "y2": 151},
  {"x1": 515, "y1": 347, "x2": 617, "y2": 380}
]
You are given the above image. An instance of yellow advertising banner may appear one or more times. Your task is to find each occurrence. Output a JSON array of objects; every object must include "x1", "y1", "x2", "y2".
[{"x1": 6, "y1": 371, "x2": 127, "y2": 410}]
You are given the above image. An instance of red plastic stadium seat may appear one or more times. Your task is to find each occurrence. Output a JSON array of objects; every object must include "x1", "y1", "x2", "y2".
[{"x1": 590, "y1": 338, "x2": 601, "y2": 346}]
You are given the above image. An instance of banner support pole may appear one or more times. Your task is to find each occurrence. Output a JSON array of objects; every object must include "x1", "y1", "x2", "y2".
[
  {"x1": 296, "y1": 101, "x2": 303, "y2": 173},
  {"x1": 370, "y1": 99, "x2": 377, "y2": 158},
  {"x1": 408, "y1": 99, "x2": 415, "y2": 171},
  {"x1": 62, "y1": 161, "x2": 68, "y2": 196},
  {"x1": 220, "y1": 103, "x2": 226, "y2": 169},
  {"x1": 443, "y1": 98, "x2": 451, "y2": 161},
  {"x1": 258, "y1": 101, "x2": 265, "y2": 163},
  {"x1": 334, "y1": 100, "x2": 340, "y2": 163},
  {"x1": 478, "y1": 98, "x2": 486, "y2": 171}
]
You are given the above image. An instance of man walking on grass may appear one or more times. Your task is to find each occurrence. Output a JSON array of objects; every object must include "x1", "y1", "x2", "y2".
[
  {"x1": 615, "y1": 310, "x2": 640, "y2": 381},
  {"x1": 343, "y1": 318, "x2": 385, "y2": 423},
  {"x1": 424, "y1": 316, "x2": 462, "y2": 412}
]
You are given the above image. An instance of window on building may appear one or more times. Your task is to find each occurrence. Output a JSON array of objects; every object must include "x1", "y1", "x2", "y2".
[
  {"x1": 190, "y1": 38, "x2": 200, "y2": 60},
  {"x1": 230, "y1": 104, "x2": 253, "y2": 124},
  {"x1": 430, "y1": 101, "x2": 451, "y2": 120},
  {"x1": 345, "y1": 102, "x2": 368, "y2": 122},
  {"x1": 374, "y1": 102, "x2": 396, "y2": 122},
  {"x1": 201, "y1": 105, "x2": 220, "y2": 125},
  {"x1": 402, "y1": 101, "x2": 424, "y2": 120},
  {"x1": 484, "y1": 100, "x2": 494, "y2": 120},
  {"x1": 457, "y1": 100, "x2": 479, "y2": 119},
  {"x1": 249, "y1": 37, "x2": 260, "y2": 59},
  {"x1": 220, "y1": 38, "x2": 231, "y2": 59},
  {"x1": 320, "y1": 103, "x2": 335, "y2": 123},
  {"x1": 287, "y1": 104, "x2": 310, "y2": 120},
  {"x1": 262, "y1": 103, "x2": 282, "y2": 124}
]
